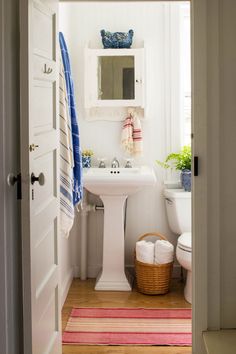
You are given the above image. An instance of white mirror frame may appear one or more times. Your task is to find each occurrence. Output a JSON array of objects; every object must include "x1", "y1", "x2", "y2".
[{"x1": 84, "y1": 47, "x2": 145, "y2": 109}]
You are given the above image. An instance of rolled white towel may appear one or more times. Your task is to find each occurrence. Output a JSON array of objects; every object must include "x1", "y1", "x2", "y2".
[
  {"x1": 154, "y1": 240, "x2": 174, "y2": 264},
  {"x1": 136, "y1": 240, "x2": 154, "y2": 264}
]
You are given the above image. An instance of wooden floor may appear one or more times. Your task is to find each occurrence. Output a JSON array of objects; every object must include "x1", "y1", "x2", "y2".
[{"x1": 62, "y1": 278, "x2": 192, "y2": 354}]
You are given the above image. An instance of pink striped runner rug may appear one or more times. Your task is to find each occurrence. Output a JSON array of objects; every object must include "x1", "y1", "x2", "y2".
[{"x1": 63, "y1": 308, "x2": 192, "y2": 346}]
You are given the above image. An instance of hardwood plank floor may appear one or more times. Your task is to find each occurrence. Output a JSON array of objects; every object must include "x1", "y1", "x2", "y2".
[{"x1": 62, "y1": 278, "x2": 192, "y2": 354}]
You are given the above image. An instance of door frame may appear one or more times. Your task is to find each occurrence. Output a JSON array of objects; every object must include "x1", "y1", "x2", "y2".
[
  {"x1": 59, "y1": 0, "x2": 209, "y2": 353},
  {"x1": 0, "y1": 0, "x2": 208, "y2": 353},
  {"x1": 191, "y1": 1, "x2": 208, "y2": 353},
  {"x1": 0, "y1": 0, "x2": 23, "y2": 353},
  {"x1": 0, "y1": 1, "x2": 8, "y2": 351}
]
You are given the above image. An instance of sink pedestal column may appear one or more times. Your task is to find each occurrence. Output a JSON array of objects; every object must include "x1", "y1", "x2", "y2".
[{"x1": 95, "y1": 195, "x2": 132, "y2": 291}]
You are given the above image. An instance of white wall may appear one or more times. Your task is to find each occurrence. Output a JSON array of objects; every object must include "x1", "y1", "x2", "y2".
[{"x1": 59, "y1": 2, "x2": 188, "y2": 278}]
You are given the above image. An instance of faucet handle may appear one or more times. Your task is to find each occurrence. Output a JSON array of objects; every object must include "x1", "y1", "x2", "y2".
[
  {"x1": 124, "y1": 158, "x2": 134, "y2": 168},
  {"x1": 98, "y1": 158, "x2": 106, "y2": 168},
  {"x1": 111, "y1": 157, "x2": 120, "y2": 168}
]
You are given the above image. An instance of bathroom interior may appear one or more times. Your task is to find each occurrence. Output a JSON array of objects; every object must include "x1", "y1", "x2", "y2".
[{"x1": 60, "y1": 1, "x2": 192, "y2": 352}]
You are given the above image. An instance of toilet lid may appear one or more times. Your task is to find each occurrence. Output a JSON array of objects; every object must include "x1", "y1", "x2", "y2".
[{"x1": 178, "y1": 232, "x2": 192, "y2": 252}]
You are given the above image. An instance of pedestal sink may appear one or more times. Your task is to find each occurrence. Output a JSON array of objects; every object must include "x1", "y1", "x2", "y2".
[{"x1": 83, "y1": 166, "x2": 156, "y2": 291}]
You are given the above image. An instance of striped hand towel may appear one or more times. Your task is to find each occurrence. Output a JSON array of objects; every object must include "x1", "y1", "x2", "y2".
[
  {"x1": 59, "y1": 55, "x2": 75, "y2": 237},
  {"x1": 132, "y1": 114, "x2": 143, "y2": 156},
  {"x1": 121, "y1": 114, "x2": 134, "y2": 154},
  {"x1": 121, "y1": 111, "x2": 143, "y2": 156},
  {"x1": 59, "y1": 32, "x2": 83, "y2": 205}
]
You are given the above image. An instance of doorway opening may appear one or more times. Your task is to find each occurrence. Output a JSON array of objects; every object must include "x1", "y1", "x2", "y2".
[{"x1": 59, "y1": 1, "x2": 192, "y2": 353}]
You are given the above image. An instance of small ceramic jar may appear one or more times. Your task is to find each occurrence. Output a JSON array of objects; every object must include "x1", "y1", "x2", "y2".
[{"x1": 181, "y1": 169, "x2": 191, "y2": 192}]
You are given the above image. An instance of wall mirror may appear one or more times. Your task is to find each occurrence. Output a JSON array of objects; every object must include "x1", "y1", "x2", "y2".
[
  {"x1": 98, "y1": 56, "x2": 135, "y2": 100},
  {"x1": 85, "y1": 47, "x2": 145, "y2": 112}
]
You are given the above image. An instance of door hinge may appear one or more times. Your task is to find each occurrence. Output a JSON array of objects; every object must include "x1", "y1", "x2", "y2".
[
  {"x1": 7, "y1": 173, "x2": 22, "y2": 200},
  {"x1": 194, "y1": 156, "x2": 199, "y2": 176}
]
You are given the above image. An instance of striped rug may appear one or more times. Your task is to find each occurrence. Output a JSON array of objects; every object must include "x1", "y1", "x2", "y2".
[{"x1": 63, "y1": 308, "x2": 192, "y2": 346}]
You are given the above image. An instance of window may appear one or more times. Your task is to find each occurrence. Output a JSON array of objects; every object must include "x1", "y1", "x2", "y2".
[{"x1": 180, "y1": 3, "x2": 191, "y2": 147}]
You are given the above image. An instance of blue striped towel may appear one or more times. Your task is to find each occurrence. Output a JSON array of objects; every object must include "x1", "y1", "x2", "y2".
[
  {"x1": 59, "y1": 55, "x2": 75, "y2": 236},
  {"x1": 59, "y1": 32, "x2": 83, "y2": 205}
]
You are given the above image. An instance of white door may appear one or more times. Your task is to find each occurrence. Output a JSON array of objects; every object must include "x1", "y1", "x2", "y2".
[{"x1": 20, "y1": 0, "x2": 61, "y2": 353}]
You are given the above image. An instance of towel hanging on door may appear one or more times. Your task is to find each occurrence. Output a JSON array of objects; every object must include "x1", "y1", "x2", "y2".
[
  {"x1": 59, "y1": 32, "x2": 83, "y2": 205},
  {"x1": 59, "y1": 54, "x2": 75, "y2": 237}
]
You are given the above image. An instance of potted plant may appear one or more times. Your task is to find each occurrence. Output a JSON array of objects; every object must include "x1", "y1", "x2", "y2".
[
  {"x1": 156, "y1": 145, "x2": 191, "y2": 192},
  {"x1": 82, "y1": 149, "x2": 94, "y2": 168}
]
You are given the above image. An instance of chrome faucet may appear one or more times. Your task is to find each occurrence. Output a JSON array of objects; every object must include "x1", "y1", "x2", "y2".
[{"x1": 111, "y1": 157, "x2": 120, "y2": 168}]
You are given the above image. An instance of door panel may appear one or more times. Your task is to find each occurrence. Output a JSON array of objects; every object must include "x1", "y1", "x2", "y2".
[
  {"x1": 20, "y1": 0, "x2": 61, "y2": 353},
  {"x1": 35, "y1": 223, "x2": 56, "y2": 286},
  {"x1": 33, "y1": 201, "x2": 58, "y2": 246},
  {"x1": 35, "y1": 282, "x2": 59, "y2": 351},
  {"x1": 33, "y1": 0, "x2": 56, "y2": 60},
  {"x1": 33, "y1": 81, "x2": 56, "y2": 135}
]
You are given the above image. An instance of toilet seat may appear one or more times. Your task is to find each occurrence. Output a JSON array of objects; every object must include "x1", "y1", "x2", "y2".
[{"x1": 177, "y1": 232, "x2": 191, "y2": 252}]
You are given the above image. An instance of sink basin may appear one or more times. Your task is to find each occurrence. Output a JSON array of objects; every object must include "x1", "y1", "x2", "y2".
[
  {"x1": 83, "y1": 166, "x2": 156, "y2": 196},
  {"x1": 83, "y1": 165, "x2": 156, "y2": 292}
]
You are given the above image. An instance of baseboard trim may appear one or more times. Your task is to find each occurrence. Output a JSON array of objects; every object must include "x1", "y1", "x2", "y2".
[
  {"x1": 172, "y1": 264, "x2": 181, "y2": 278},
  {"x1": 88, "y1": 265, "x2": 101, "y2": 278},
  {"x1": 73, "y1": 265, "x2": 80, "y2": 278},
  {"x1": 86, "y1": 263, "x2": 181, "y2": 279},
  {"x1": 74, "y1": 264, "x2": 181, "y2": 278},
  {"x1": 61, "y1": 267, "x2": 74, "y2": 307},
  {"x1": 126, "y1": 263, "x2": 181, "y2": 278}
]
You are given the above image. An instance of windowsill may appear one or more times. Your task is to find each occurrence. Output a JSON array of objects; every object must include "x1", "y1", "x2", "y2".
[
  {"x1": 203, "y1": 330, "x2": 236, "y2": 354},
  {"x1": 163, "y1": 180, "x2": 181, "y2": 189}
]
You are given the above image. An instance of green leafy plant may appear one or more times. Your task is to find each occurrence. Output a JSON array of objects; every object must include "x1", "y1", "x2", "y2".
[{"x1": 156, "y1": 145, "x2": 191, "y2": 171}]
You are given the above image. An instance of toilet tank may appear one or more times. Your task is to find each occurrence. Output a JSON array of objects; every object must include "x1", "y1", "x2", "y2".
[{"x1": 164, "y1": 189, "x2": 191, "y2": 235}]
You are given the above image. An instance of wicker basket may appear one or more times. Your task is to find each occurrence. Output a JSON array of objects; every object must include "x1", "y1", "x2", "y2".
[{"x1": 135, "y1": 232, "x2": 173, "y2": 295}]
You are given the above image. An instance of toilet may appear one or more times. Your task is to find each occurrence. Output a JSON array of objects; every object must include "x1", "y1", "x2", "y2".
[{"x1": 164, "y1": 189, "x2": 192, "y2": 303}]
